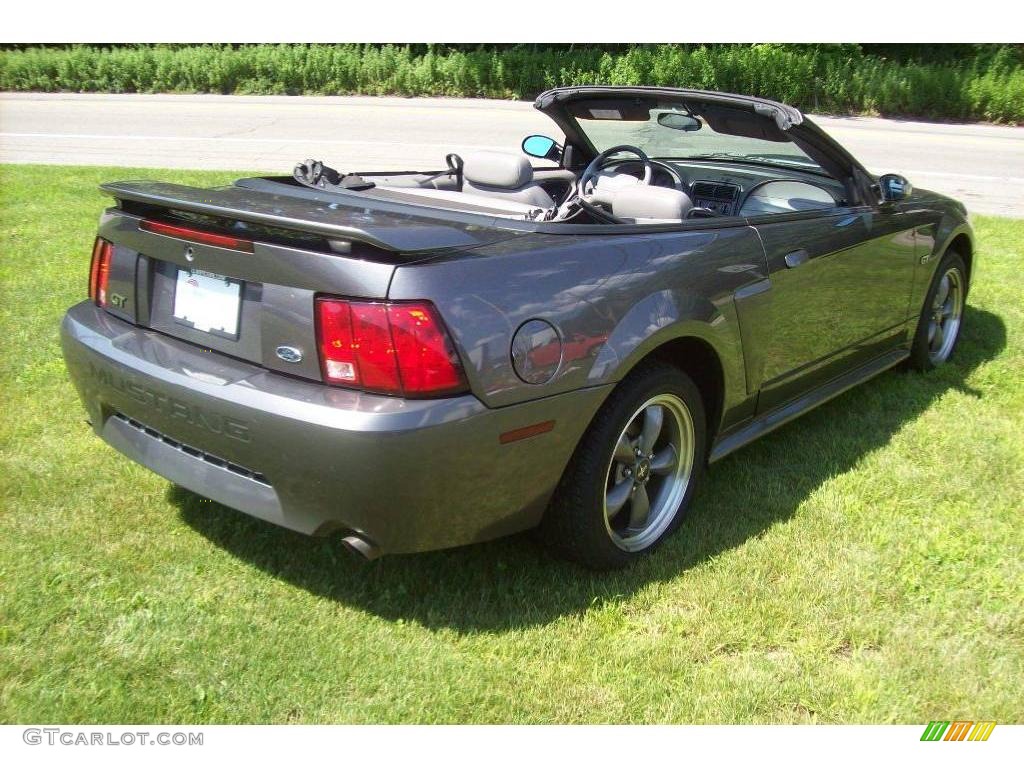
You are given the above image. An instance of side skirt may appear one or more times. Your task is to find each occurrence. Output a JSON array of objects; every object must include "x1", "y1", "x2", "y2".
[{"x1": 708, "y1": 348, "x2": 909, "y2": 463}]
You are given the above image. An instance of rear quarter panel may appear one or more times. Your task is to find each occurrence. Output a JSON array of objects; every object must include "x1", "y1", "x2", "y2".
[{"x1": 388, "y1": 224, "x2": 769, "y2": 429}]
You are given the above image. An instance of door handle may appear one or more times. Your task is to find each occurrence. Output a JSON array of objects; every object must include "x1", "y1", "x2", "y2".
[{"x1": 784, "y1": 249, "x2": 809, "y2": 268}]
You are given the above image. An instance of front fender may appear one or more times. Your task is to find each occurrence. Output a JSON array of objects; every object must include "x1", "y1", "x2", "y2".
[
  {"x1": 933, "y1": 216, "x2": 973, "y2": 265},
  {"x1": 912, "y1": 206, "x2": 974, "y2": 314}
]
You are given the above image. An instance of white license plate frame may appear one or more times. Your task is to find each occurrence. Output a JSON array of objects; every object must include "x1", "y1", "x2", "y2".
[{"x1": 172, "y1": 268, "x2": 243, "y2": 340}]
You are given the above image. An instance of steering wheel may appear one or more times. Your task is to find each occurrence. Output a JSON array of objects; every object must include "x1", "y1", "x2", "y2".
[
  {"x1": 550, "y1": 145, "x2": 654, "y2": 223},
  {"x1": 579, "y1": 144, "x2": 654, "y2": 196}
]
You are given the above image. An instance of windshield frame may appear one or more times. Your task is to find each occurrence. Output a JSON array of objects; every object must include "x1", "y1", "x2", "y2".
[
  {"x1": 565, "y1": 100, "x2": 827, "y2": 176},
  {"x1": 534, "y1": 87, "x2": 873, "y2": 207}
]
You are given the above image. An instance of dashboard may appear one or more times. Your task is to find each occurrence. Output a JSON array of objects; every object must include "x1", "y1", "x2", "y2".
[
  {"x1": 738, "y1": 180, "x2": 837, "y2": 215},
  {"x1": 690, "y1": 181, "x2": 740, "y2": 215},
  {"x1": 598, "y1": 159, "x2": 844, "y2": 218}
]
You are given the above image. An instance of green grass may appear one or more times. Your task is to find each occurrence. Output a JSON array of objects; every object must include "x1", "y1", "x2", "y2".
[
  {"x1": 2, "y1": 43, "x2": 1023, "y2": 123},
  {"x1": 1, "y1": 164, "x2": 1022, "y2": 724}
]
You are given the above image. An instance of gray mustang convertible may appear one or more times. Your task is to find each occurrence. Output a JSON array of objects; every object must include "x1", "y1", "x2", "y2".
[{"x1": 61, "y1": 86, "x2": 974, "y2": 569}]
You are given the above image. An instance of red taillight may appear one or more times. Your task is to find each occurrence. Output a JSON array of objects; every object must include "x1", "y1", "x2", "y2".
[
  {"x1": 315, "y1": 298, "x2": 467, "y2": 398},
  {"x1": 89, "y1": 237, "x2": 113, "y2": 306},
  {"x1": 387, "y1": 304, "x2": 466, "y2": 394},
  {"x1": 140, "y1": 219, "x2": 254, "y2": 253}
]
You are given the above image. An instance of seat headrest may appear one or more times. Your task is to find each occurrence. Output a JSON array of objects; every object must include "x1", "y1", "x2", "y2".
[
  {"x1": 610, "y1": 185, "x2": 693, "y2": 222},
  {"x1": 462, "y1": 151, "x2": 533, "y2": 189}
]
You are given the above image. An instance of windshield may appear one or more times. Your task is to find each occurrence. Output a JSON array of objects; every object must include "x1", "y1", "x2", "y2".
[{"x1": 569, "y1": 100, "x2": 824, "y2": 173}]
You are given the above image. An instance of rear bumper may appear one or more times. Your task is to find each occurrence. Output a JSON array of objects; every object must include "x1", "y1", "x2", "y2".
[{"x1": 61, "y1": 302, "x2": 610, "y2": 553}]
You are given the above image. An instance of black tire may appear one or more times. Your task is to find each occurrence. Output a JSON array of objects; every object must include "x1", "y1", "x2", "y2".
[
  {"x1": 907, "y1": 250, "x2": 968, "y2": 372},
  {"x1": 540, "y1": 360, "x2": 707, "y2": 570}
]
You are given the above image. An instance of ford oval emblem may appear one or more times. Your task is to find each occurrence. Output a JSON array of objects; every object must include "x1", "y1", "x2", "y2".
[{"x1": 275, "y1": 346, "x2": 303, "y2": 363}]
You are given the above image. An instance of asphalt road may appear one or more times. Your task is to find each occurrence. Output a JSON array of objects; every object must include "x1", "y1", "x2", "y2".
[{"x1": 2, "y1": 93, "x2": 1022, "y2": 216}]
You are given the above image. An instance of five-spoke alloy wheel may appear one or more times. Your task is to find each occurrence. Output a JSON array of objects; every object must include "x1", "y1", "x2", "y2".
[
  {"x1": 925, "y1": 266, "x2": 965, "y2": 365},
  {"x1": 603, "y1": 394, "x2": 695, "y2": 552},
  {"x1": 542, "y1": 361, "x2": 706, "y2": 569},
  {"x1": 910, "y1": 250, "x2": 969, "y2": 371}
]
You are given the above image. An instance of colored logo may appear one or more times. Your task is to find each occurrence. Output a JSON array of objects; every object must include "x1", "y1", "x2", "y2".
[{"x1": 921, "y1": 721, "x2": 996, "y2": 741}]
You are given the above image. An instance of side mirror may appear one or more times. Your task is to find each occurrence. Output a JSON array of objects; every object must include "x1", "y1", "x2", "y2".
[
  {"x1": 522, "y1": 135, "x2": 562, "y2": 161},
  {"x1": 878, "y1": 173, "x2": 912, "y2": 203}
]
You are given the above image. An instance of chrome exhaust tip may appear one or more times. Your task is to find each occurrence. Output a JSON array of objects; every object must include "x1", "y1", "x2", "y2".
[{"x1": 341, "y1": 533, "x2": 380, "y2": 561}]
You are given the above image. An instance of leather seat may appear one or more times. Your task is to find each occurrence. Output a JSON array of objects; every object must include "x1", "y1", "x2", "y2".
[{"x1": 461, "y1": 151, "x2": 555, "y2": 208}]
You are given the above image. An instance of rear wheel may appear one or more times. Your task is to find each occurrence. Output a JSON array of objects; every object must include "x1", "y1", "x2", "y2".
[
  {"x1": 541, "y1": 361, "x2": 706, "y2": 569},
  {"x1": 908, "y1": 251, "x2": 968, "y2": 371}
]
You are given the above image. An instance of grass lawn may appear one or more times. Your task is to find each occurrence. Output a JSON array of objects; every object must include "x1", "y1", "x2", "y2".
[{"x1": 0, "y1": 164, "x2": 1022, "y2": 724}]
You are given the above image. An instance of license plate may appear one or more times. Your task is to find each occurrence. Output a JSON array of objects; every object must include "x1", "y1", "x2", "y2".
[{"x1": 173, "y1": 269, "x2": 242, "y2": 338}]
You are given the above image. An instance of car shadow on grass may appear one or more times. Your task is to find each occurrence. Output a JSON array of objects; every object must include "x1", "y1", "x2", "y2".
[{"x1": 174, "y1": 306, "x2": 1006, "y2": 633}]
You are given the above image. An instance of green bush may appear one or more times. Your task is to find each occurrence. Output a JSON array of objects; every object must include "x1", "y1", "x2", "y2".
[{"x1": 1, "y1": 44, "x2": 1021, "y2": 123}]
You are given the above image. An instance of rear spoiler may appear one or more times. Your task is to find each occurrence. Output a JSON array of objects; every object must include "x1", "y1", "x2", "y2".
[{"x1": 100, "y1": 180, "x2": 522, "y2": 254}]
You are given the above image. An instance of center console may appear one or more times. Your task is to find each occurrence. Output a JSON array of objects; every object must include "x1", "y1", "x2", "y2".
[{"x1": 690, "y1": 181, "x2": 741, "y2": 216}]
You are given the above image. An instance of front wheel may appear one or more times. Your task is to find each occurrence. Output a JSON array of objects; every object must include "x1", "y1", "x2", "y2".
[
  {"x1": 908, "y1": 251, "x2": 968, "y2": 371},
  {"x1": 541, "y1": 361, "x2": 706, "y2": 569}
]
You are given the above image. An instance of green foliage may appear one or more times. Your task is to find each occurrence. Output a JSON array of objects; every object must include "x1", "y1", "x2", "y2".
[
  {"x1": 1, "y1": 44, "x2": 1022, "y2": 122},
  {"x1": 1, "y1": 164, "x2": 1023, "y2": 723}
]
